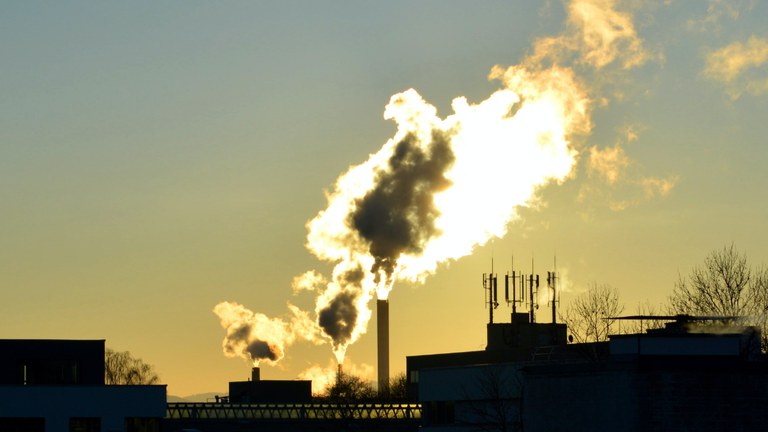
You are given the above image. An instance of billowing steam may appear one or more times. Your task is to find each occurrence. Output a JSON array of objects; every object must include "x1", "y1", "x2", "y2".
[
  {"x1": 351, "y1": 130, "x2": 455, "y2": 287},
  {"x1": 216, "y1": 0, "x2": 655, "y2": 368},
  {"x1": 304, "y1": 66, "x2": 589, "y2": 361},
  {"x1": 213, "y1": 301, "x2": 320, "y2": 366}
]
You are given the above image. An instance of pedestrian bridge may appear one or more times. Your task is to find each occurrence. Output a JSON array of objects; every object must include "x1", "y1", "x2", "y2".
[{"x1": 167, "y1": 401, "x2": 421, "y2": 421}]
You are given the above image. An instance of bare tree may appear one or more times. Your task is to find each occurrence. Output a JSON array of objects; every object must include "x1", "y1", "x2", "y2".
[
  {"x1": 625, "y1": 300, "x2": 666, "y2": 334},
  {"x1": 669, "y1": 244, "x2": 768, "y2": 349},
  {"x1": 322, "y1": 371, "x2": 376, "y2": 403},
  {"x1": 104, "y1": 348, "x2": 160, "y2": 385},
  {"x1": 560, "y1": 283, "x2": 624, "y2": 343},
  {"x1": 669, "y1": 245, "x2": 756, "y2": 316},
  {"x1": 384, "y1": 372, "x2": 408, "y2": 401}
]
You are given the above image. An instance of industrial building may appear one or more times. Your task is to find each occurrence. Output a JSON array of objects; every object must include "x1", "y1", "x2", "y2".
[
  {"x1": 228, "y1": 367, "x2": 311, "y2": 403},
  {"x1": 413, "y1": 315, "x2": 768, "y2": 431},
  {"x1": 404, "y1": 268, "x2": 768, "y2": 430},
  {"x1": 0, "y1": 339, "x2": 166, "y2": 432}
]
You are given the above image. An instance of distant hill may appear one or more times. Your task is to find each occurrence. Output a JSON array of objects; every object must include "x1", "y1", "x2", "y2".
[{"x1": 168, "y1": 392, "x2": 227, "y2": 403}]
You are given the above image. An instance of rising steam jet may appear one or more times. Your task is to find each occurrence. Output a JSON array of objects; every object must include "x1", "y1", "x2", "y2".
[{"x1": 215, "y1": 0, "x2": 654, "y2": 378}]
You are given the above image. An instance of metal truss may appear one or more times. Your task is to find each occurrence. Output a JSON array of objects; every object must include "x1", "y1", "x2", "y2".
[{"x1": 166, "y1": 402, "x2": 422, "y2": 421}]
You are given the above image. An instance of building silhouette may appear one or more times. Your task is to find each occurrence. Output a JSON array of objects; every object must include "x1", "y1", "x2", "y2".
[
  {"x1": 413, "y1": 315, "x2": 768, "y2": 431},
  {"x1": 0, "y1": 339, "x2": 165, "y2": 432},
  {"x1": 228, "y1": 367, "x2": 311, "y2": 403},
  {"x1": 6, "y1": 312, "x2": 768, "y2": 431}
]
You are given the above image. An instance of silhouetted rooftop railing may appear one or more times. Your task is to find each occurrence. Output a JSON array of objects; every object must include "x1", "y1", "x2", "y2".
[{"x1": 166, "y1": 402, "x2": 422, "y2": 421}]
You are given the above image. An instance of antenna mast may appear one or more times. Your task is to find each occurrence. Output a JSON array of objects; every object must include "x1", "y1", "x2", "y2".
[
  {"x1": 505, "y1": 256, "x2": 518, "y2": 316},
  {"x1": 548, "y1": 275, "x2": 557, "y2": 323},
  {"x1": 528, "y1": 256, "x2": 539, "y2": 323},
  {"x1": 483, "y1": 259, "x2": 499, "y2": 324},
  {"x1": 548, "y1": 254, "x2": 559, "y2": 324}
]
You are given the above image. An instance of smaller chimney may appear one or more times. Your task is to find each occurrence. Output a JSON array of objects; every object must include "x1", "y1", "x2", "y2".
[{"x1": 251, "y1": 367, "x2": 260, "y2": 382}]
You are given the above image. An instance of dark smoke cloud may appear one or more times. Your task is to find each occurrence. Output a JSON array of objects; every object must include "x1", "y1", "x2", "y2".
[
  {"x1": 318, "y1": 290, "x2": 358, "y2": 346},
  {"x1": 246, "y1": 340, "x2": 279, "y2": 362},
  {"x1": 339, "y1": 265, "x2": 365, "y2": 286},
  {"x1": 229, "y1": 324, "x2": 251, "y2": 344},
  {"x1": 214, "y1": 300, "x2": 322, "y2": 366},
  {"x1": 223, "y1": 323, "x2": 281, "y2": 363},
  {"x1": 350, "y1": 130, "x2": 455, "y2": 283}
]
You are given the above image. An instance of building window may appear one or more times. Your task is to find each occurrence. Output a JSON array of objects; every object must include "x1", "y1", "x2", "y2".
[
  {"x1": 410, "y1": 370, "x2": 419, "y2": 384},
  {"x1": 70, "y1": 417, "x2": 100, "y2": 432},
  {"x1": 126, "y1": 417, "x2": 161, "y2": 432},
  {"x1": 0, "y1": 418, "x2": 45, "y2": 432}
]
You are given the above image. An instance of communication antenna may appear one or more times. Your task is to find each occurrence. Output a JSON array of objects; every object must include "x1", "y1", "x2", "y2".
[
  {"x1": 483, "y1": 259, "x2": 499, "y2": 324},
  {"x1": 505, "y1": 256, "x2": 521, "y2": 315},
  {"x1": 528, "y1": 273, "x2": 539, "y2": 323},
  {"x1": 547, "y1": 254, "x2": 560, "y2": 324},
  {"x1": 547, "y1": 272, "x2": 558, "y2": 324}
]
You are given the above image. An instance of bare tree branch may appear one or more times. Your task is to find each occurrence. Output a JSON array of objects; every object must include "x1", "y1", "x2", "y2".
[
  {"x1": 669, "y1": 244, "x2": 768, "y2": 350},
  {"x1": 560, "y1": 283, "x2": 624, "y2": 343},
  {"x1": 625, "y1": 300, "x2": 666, "y2": 334}
]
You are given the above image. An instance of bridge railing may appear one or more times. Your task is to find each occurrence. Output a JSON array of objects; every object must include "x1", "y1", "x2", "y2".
[{"x1": 166, "y1": 402, "x2": 422, "y2": 421}]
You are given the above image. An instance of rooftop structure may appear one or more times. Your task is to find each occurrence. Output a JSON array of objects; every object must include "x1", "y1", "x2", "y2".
[{"x1": 228, "y1": 367, "x2": 312, "y2": 404}]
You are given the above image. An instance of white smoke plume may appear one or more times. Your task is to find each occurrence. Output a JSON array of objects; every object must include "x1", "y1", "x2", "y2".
[
  {"x1": 292, "y1": 270, "x2": 327, "y2": 294},
  {"x1": 216, "y1": 0, "x2": 663, "y2": 369},
  {"x1": 305, "y1": 65, "x2": 589, "y2": 361},
  {"x1": 213, "y1": 301, "x2": 322, "y2": 366}
]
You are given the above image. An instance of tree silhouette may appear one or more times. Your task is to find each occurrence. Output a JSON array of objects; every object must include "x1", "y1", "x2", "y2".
[
  {"x1": 669, "y1": 244, "x2": 768, "y2": 349},
  {"x1": 322, "y1": 370, "x2": 376, "y2": 403},
  {"x1": 625, "y1": 300, "x2": 665, "y2": 334},
  {"x1": 385, "y1": 372, "x2": 409, "y2": 401},
  {"x1": 670, "y1": 244, "x2": 762, "y2": 316},
  {"x1": 104, "y1": 348, "x2": 160, "y2": 385},
  {"x1": 560, "y1": 283, "x2": 624, "y2": 343}
]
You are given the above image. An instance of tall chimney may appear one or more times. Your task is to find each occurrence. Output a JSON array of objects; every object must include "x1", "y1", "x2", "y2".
[
  {"x1": 377, "y1": 299, "x2": 390, "y2": 393},
  {"x1": 251, "y1": 367, "x2": 260, "y2": 382}
]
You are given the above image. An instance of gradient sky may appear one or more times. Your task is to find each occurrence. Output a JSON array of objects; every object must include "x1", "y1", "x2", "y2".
[{"x1": 2, "y1": 1, "x2": 768, "y2": 397}]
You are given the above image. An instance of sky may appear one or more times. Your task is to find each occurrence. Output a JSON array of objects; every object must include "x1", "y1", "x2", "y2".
[{"x1": 2, "y1": 1, "x2": 768, "y2": 397}]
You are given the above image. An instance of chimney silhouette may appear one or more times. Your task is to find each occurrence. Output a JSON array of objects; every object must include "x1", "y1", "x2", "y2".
[{"x1": 377, "y1": 299, "x2": 390, "y2": 392}]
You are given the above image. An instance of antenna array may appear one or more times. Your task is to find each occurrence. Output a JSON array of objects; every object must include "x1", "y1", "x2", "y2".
[{"x1": 483, "y1": 256, "x2": 561, "y2": 325}]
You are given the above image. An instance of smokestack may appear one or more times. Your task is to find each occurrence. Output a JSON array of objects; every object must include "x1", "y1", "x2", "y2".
[
  {"x1": 377, "y1": 299, "x2": 390, "y2": 393},
  {"x1": 251, "y1": 367, "x2": 260, "y2": 382}
]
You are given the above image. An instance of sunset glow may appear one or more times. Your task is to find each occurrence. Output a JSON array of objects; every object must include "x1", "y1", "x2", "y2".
[{"x1": 2, "y1": 1, "x2": 767, "y2": 397}]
